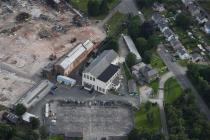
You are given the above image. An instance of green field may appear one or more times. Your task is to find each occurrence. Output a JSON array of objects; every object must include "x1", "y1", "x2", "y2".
[
  {"x1": 106, "y1": 12, "x2": 126, "y2": 36},
  {"x1": 134, "y1": 103, "x2": 161, "y2": 132},
  {"x1": 69, "y1": 0, "x2": 120, "y2": 13},
  {"x1": 164, "y1": 77, "x2": 182, "y2": 104}
]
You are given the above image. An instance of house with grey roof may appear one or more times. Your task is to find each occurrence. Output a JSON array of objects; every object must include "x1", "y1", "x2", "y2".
[
  {"x1": 204, "y1": 21, "x2": 210, "y2": 34},
  {"x1": 82, "y1": 50, "x2": 120, "y2": 94},
  {"x1": 132, "y1": 62, "x2": 159, "y2": 83},
  {"x1": 163, "y1": 28, "x2": 176, "y2": 41}
]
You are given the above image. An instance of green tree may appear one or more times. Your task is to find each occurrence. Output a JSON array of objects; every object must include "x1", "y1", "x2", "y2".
[
  {"x1": 15, "y1": 104, "x2": 27, "y2": 116},
  {"x1": 126, "y1": 53, "x2": 137, "y2": 67},
  {"x1": 128, "y1": 16, "x2": 141, "y2": 39},
  {"x1": 0, "y1": 124, "x2": 15, "y2": 140},
  {"x1": 88, "y1": 0, "x2": 100, "y2": 17},
  {"x1": 102, "y1": 37, "x2": 119, "y2": 52},
  {"x1": 30, "y1": 117, "x2": 40, "y2": 129},
  {"x1": 136, "y1": 37, "x2": 148, "y2": 53},
  {"x1": 100, "y1": 0, "x2": 109, "y2": 15},
  {"x1": 140, "y1": 22, "x2": 154, "y2": 39},
  {"x1": 175, "y1": 13, "x2": 192, "y2": 30}
]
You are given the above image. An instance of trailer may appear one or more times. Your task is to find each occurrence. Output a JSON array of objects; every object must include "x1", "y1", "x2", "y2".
[{"x1": 57, "y1": 75, "x2": 76, "y2": 86}]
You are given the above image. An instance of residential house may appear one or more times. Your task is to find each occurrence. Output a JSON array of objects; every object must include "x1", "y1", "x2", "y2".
[
  {"x1": 182, "y1": 0, "x2": 194, "y2": 7},
  {"x1": 163, "y1": 28, "x2": 176, "y2": 41},
  {"x1": 152, "y1": 13, "x2": 163, "y2": 24},
  {"x1": 153, "y1": 2, "x2": 165, "y2": 12},
  {"x1": 132, "y1": 62, "x2": 159, "y2": 83},
  {"x1": 2, "y1": 112, "x2": 19, "y2": 124},
  {"x1": 191, "y1": 53, "x2": 203, "y2": 63},
  {"x1": 177, "y1": 48, "x2": 190, "y2": 60},
  {"x1": 82, "y1": 50, "x2": 120, "y2": 94},
  {"x1": 187, "y1": 3, "x2": 200, "y2": 17},
  {"x1": 196, "y1": 13, "x2": 208, "y2": 24},
  {"x1": 204, "y1": 21, "x2": 210, "y2": 34},
  {"x1": 169, "y1": 37, "x2": 183, "y2": 50}
]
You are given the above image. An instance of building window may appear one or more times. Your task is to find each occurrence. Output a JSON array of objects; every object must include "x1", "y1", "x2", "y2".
[
  {"x1": 87, "y1": 75, "x2": 89, "y2": 79},
  {"x1": 102, "y1": 89, "x2": 105, "y2": 92},
  {"x1": 93, "y1": 78, "x2": 95, "y2": 81},
  {"x1": 90, "y1": 77, "x2": 92, "y2": 80},
  {"x1": 83, "y1": 74, "x2": 86, "y2": 78}
]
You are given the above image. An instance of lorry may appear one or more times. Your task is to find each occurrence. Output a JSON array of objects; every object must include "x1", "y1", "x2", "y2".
[{"x1": 57, "y1": 75, "x2": 76, "y2": 87}]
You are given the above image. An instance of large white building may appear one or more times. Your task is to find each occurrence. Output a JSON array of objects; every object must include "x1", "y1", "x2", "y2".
[{"x1": 82, "y1": 50, "x2": 120, "y2": 94}]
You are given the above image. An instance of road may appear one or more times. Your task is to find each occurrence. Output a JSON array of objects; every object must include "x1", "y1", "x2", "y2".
[
  {"x1": 97, "y1": 0, "x2": 145, "y2": 29},
  {"x1": 157, "y1": 44, "x2": 210, "y2": 120},
  {"x1": 149, "y1": 72, "x2": 174, "y2": 140}
]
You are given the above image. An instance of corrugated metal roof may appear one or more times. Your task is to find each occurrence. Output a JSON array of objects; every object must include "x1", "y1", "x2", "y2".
[
  {"x1": 83, "y1": 40, "x2": 94, "y2": 50},
  {"x1": 123, "y1": 35, "x2": 142, "y2": 60},
  {"x1": 60, "y1": 44, "x2": 86, "y2": 69}
]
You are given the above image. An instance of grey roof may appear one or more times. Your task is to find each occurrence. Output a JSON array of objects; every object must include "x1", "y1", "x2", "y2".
[
  {"x1": 147, "y1": 69, "x2": 158, "y2": 77},
  {"x1": 152, "y1": 13, "x2": 162, "y2": 23},
  {"x1": 128, "y1": 80, "x2": 137, "y2": 93},
  {"x1": 205, "y1": 21, "x2": 210, "y2": 28},
  {"x1": 163, "y1": 28, "x2": 174, "y2": 38},
  {"x1": 158, "y1": 20, "x2": 168, "y2": 30},
  {"x1": 170, "y1": 37, "x2": 183, "y2": 50},
  {"x1": 84, "y1": 50, "x2": 118, "y2": 78},
  {"x1": 191, "y1": 53, "x2": 201, "y2": 59}
]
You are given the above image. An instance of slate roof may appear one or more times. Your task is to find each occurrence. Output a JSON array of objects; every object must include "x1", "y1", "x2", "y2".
[
  {"x1": 98, "y1": 64, "x2": 120, "y2": 82},
  {"x1": 84, "y1": 50, "x2": 118, "y2": 78}
]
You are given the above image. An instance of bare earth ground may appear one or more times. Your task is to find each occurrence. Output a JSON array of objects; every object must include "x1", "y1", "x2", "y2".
[{"x1": 0, "y1": 0, "x2": 106, "y2": 107}]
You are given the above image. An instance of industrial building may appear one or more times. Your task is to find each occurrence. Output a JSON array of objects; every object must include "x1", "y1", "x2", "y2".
[
  {"x1": 123, "y1": 35, "x2": 142, "y2": 61},
  {"x1": 82, "y1": 50, "x2": 120, "y2": 94},
  {"x1": 16, "y1": 80, "x2": 53, "y2": 108},
  {"x1": 55, "y1": 40, "x2": 95, "y2": 76}
]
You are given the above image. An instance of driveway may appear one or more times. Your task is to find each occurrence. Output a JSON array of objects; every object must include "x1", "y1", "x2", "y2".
[
  {"x1": 157, "y1": 44, "x2": 210, "y2": 120},
  {"x1": 149, "y1": 72, "x2": 173, "y2": 140}
]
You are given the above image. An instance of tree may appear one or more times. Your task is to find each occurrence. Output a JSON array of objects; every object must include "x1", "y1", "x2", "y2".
[
  {"x1": 136, "y1": 37, "x2": 148, "y2": 53},
  {"x1": 15, "y1": 104, "x2": 27, "y2": 116},
  {"x1": 175, "y1": 13, "x2": 192, "y2": 30},
  {"x1": 0, "y1": 124, "x2": 15, "y2": 140},
  {"x1": 88, "y1": 0, "x2": 100, "y2": 17},
  {"x1": 148, "y1": 35, "x2": 160, "y2": 48},
  {"x1": 102, "y1": 37, "x2": 119, "y2": 52},
  {"x1": 126, "y1": 53, "x2": 137, "y2": 67},
  {"x1": 30, "y1": 117, "x2": 40, "y2": 129},
  {"x1": 100, "y1": 0, "x2": 109, "y2": 15},
  {"x1": 140, "y1": 22, "x2": 154, "y2": 39},
  {"x1": 128, "y1": 16, "x2": 141, "y2": 39},
  {"x1": 39, "y1": 126, "x2": 48, "y2": 139}
]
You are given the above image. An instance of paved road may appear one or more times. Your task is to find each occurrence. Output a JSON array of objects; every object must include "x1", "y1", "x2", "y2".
[
  {"x1": 157, "y1": 44, "x2": 210, "y2": 120},
  {"x1": 149, "y1": 72, "x2": 174, "y2": 140},
  {"x1": 97, "y1": 0, "x2": 145, "y2": 29}
]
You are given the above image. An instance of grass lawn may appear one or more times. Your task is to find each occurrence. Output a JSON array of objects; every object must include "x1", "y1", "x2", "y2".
[
  {"x1": 164, "y1": 77, "x2": 183, "y2": 104},
  {"x1": 150, "y1": 52, "x2": 167, "y2": 74},
  {"x1": 106, "y1": 12, "x2": 126, "y2": 37},
  {"x1": 149, "y1": 80, "x2": 159, "y2": 95},
  {"x1": 48, "y1": 135, "x2": 64, "y2": 140},
  {"x1": 134, "y1": 104, "x2": 161, "y2": 132},
  {"x1": 69, "y1": 0, "x2": 120, "y2": 14}
]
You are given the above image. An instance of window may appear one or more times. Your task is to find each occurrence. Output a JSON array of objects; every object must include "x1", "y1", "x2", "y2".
[
  {"x1": 93, "y1": 78, "x2": 95, "y2": 81},
  {"x1": 90, "y1": 77, "x2": 92, "y2": 80},
  {"x1": 87, "y1": 75, "x2": 89, "y2": 79},
  {"x1": 83, "y1": 74, "x2": 86, "y2": 78},
  {"x1": 102, "y1": 89, "x2": 105, "y2": 92}
]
